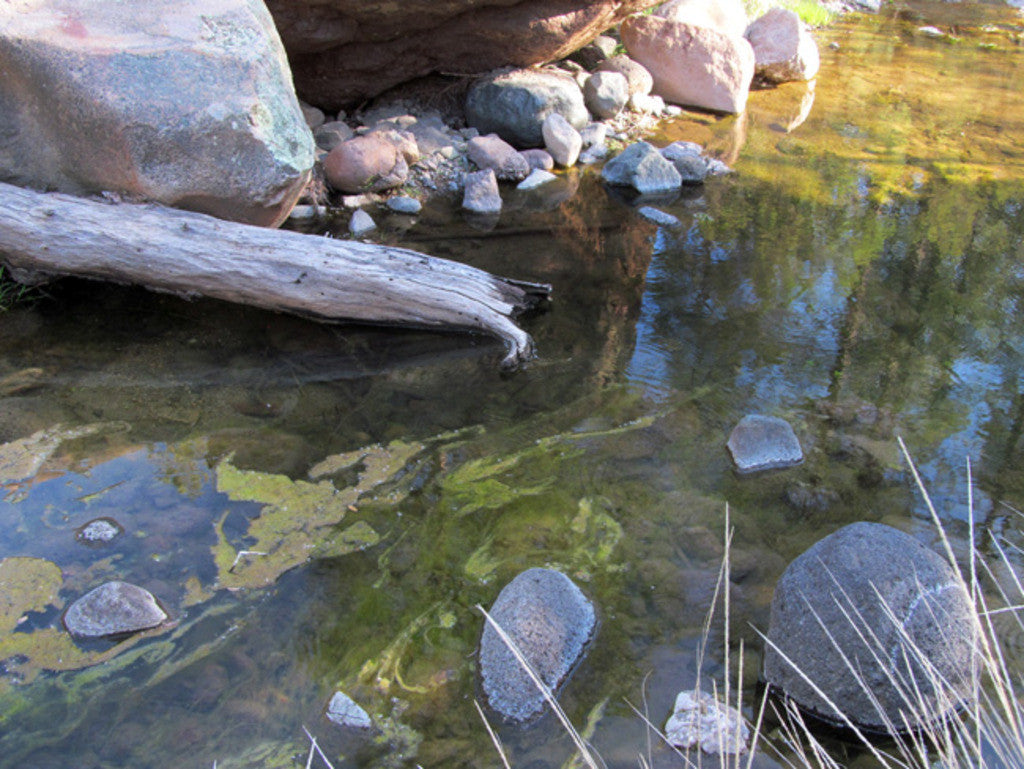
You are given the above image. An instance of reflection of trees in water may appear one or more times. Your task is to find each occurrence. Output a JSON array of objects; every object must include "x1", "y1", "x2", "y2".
[{"x1": 644, "y1": 172, "x2": 1024, "y2": 518}]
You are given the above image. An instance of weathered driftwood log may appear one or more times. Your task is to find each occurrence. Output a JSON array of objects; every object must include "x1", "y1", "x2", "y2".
[{"x1": 0, "y1": 182, "x2": 551, "y2": 367}]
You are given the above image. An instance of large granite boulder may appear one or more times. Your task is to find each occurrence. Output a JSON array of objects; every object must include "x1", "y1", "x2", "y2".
[
  {"x1": 622, "y1": 15, "x2": 755, "y2": 114},
  {"x1": 764, "y1": 523, "x2": 980, "y2": 732},
  {"x1": 265, "y1": 0, "x2": 661, "y2": 111},
  {"x1": 63, "y1": 581, "x2": 168, "y2": 639},
  {"x1": 466, "y1": 69, "x2": 589, "y2": 149},
  {"x1": 480, "y1": 567, "x2": 597, "y2": 722},
  {"x1": 655, "y1": 0, "x2": 750, "y2": 38},
  {"x1": 0, "y1": 0, "x2": 314, "y2": 228},
  {"x1": 745, "y1": 8, "x2": 821, "y2": 83}
]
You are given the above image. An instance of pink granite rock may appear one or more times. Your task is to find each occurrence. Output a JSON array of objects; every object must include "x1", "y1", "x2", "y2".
[
  {"x1": 622, "y1": 15, "x2": 755, "y2": 114},
  {"x1": 323, "y1": 135, "x2": 408, "y2": 193},
  {"x1": 745, "y1": 8, "x2": 820, "y2": 82}
]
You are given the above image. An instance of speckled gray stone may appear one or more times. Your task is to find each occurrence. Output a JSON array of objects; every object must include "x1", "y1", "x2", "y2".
[
  {"x1": 75, "y1": 517, "x2": 123, "y2": 544},
  {"x1": 726, "y1": 414, "x2": 802, "y2": 473},
  {"x1": 480, "y1": 567, "x2": 596, "y2": 722},
  {"x1": 764, "y1": 522, "x2": 979, "y2": 732},
  {"x1": 63, "y1": 581, "x2": 167, "y2": 639}
]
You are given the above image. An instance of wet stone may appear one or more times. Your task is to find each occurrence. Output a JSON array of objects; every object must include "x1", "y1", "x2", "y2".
[
  {"x1": 326, "y1": 690, "x2": 373, "y2": 729},
  {"x1": 75, "y1": 517, "x2": 123, "y2": 545},
  {"x1": 63, "y1": 581, "x2": 167, "y2": 639},
  {"x1": 462, "y1": 169, "x2": 502, "y2": 214},
  {"x1": 764, "y1": 522, "x2": 980, "y2": 732},
  {"x1": 480, "y1": 567, "x2": 596, "y2": 723},
  {"x1": 349, "y1": 208, "x2": 376, "y2": 236},
  {"x1": 665, "y1": 689, "x2": 749, "y2": 755},
  {"x1": 601, "y1": 141, "x2": 682, "y2": 195},
  {"x1": 726, "y1": 414, "x2": 803, "y2": 473},
  {"x1": 637, "y1": 206, "x2": 681, "y2": 227}
]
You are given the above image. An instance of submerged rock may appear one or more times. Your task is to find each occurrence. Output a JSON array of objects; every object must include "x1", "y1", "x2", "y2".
[
  {"x1": 466, "y1": 69, "x2": 588, "y2": 148},
  {"x1": 0, "y1": 0, "x2": 314, "y2": 227},
  {"x1": 326, "y1": 690, "x2": 373, "y2": 729},
  {"x1": 480, "y1": 567, "x2": 596, "y2": 722},
  {"x1": 665, "y1": 689, "x2": 749, "y2": 755},
  {"x1": 75, "y1": 518, "x2": 123, "y2": 545},
  {"x1": 637, "y1": 206, "x2": 681, "y2": 227},
  {"x1": 726, "y1": 415, "x2": 803, "y2": 473},
  {"x1": 764, "y1": 522, "x2": 980, "y2": 733},
  {"x1": 63, "y1": 581, "x2": 168, "y2": 639}
]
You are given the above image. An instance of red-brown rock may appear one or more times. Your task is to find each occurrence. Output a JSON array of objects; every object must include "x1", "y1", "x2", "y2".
[
  {"x1": 265, "y1": 0, "x2": 662, "y2": 111},
  {"x1": 622, "y1": 15, "x2": 755, "y2": 114},
  {"x1": 323, "y1": 135, "x2": 408, "y2": 193}
]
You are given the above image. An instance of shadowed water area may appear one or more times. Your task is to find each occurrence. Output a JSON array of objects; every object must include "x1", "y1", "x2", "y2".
[{"x1": 2, "y1": 3, "x2": 1024, "y2": 766}]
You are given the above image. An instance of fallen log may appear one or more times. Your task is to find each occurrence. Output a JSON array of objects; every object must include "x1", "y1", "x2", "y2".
[{"x1": 0, "y1": 182, "x2": 551, "y2": 368}]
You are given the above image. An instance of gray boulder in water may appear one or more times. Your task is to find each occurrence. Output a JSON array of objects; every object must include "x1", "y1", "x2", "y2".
[
  {"x1": 763, "y1": 522, "x2": 979, "y2": 733},
  {"x1": 63, "y1": 581, "x2": 168, "y2": 639},
  {"x1": 0, "y1": 0, "x2": 314, "y2": 227},
  {"x1": 601, "y1": 141, "x2": 682, "y2": 196},
  {"x1": 727, "y1": 414, "x2": 803, "y2": 473},
  {"x1": 480, "y1": 567, "x2": 596, "y2": 722}
]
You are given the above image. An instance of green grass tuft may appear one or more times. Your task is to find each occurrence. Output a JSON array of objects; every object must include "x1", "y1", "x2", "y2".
[{"x1": 0, "y1": 267, "x2": 39, "y2": 312}]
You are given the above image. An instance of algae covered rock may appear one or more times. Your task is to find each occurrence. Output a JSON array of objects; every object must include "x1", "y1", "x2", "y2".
[{"x1": 479, "y1": 567, "x2": 596, "y2": 722}]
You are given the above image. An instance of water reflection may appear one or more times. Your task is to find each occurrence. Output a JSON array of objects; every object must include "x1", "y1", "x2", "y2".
[{"x1": 2, "y1": 3, "x2": 1024, "y2": 767}]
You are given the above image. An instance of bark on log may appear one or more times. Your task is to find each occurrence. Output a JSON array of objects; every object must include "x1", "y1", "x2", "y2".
[{"x1": 0, "y1": 182, "x2": 551, "y2": 368}]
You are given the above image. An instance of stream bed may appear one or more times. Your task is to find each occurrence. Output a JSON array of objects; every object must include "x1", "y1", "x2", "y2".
[{"x1": 2, "y1": 3, "x2": 1024, "y2": 767}]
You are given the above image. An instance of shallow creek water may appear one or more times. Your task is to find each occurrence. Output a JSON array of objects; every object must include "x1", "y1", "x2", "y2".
[{"x1": 3, "y1": 3, "x2": 1024, "y2": 767}]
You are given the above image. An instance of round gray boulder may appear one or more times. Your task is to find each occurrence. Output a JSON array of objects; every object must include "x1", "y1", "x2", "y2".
[
  {"x1": 764, "y1": 522, "x2": 979, "y2": 733},
  {"x1": 480, "y1": 567, "x2": 597, "y2": 723},
  {"x1": 466, "y1": 69, "x2": 588, "y2": 148},
  {"x1": 63, "y1": 581, "x2": 168, "y2": 639},
  {"x1": 727, "y1": 414, "x2": 803, "y2": 473}
]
